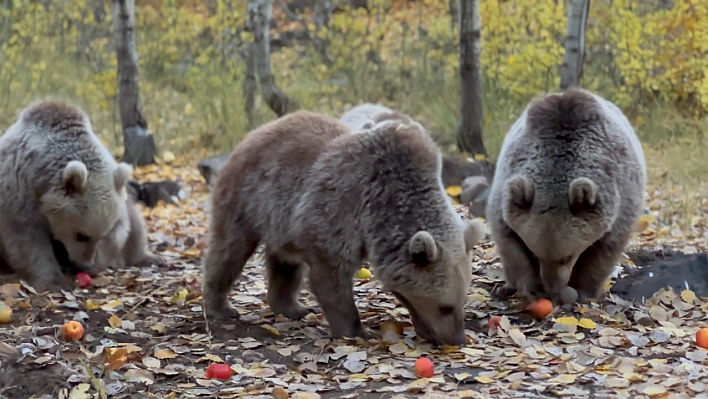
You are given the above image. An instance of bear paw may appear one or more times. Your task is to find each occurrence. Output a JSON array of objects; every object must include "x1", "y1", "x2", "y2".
[
  {"x1": 270, "y1": 303, "x2": 316, "y2": 320},
  {"x1": 205, "y1": 304, "x2": 242, "y2": 320},
  {"x1": 27, "y1": 273, "x2": 74, "y2": 293},
  {"x1": 135, "y1": 253, "x2": 165, "y2": 268}
]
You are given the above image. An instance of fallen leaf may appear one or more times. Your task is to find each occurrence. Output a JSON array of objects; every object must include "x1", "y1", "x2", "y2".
[
  {"x1": 125, "y1": 368, "x2": 155, "y2": 385},
  {"x1": 578, "y1": 318, "x2": 597, "y2": 329},
  {"x1": 155, "y1": 348, "x2": 178, "y2": 359},
  {"x1": 445, "y1": 185, "x2": 463, "y2": 197},
  {"x1": 108, "y1": 314, "x2": 122, "y2": 328}
]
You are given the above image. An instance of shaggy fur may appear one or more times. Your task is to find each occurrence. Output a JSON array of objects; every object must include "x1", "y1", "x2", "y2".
[
  {"x1": 92, "y1": 195, "x2": 164, "y2": 273},
  {"x1": 486, "y1": 88, "x2": 646, "y2": 303},
  {"x1": 203, "y1": 111, "x2": 486, "y2": 345},
  {"x1": 0, "y1": 101, "x2": 131, "y2": 292},
  {"x1": 339, "y1": 103, "x2": 404, "y2": 131}
]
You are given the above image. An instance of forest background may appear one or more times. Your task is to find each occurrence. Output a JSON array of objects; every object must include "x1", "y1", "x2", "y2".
[{"x1": 0, "y1": 0, "x2": 706, "y2": 185}]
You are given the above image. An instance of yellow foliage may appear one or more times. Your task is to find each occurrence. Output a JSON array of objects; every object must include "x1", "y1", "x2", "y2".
[{"x1": 0, "y1": 0, "x2": 705, "y2": 156}]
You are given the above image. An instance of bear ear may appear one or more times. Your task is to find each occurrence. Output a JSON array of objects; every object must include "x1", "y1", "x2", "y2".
[
  {"x1": 463, "y1": 219, "x2": 487, "y2": 252},
  {"x1": 62, "y1": 161, "x2": 88, "y2": 195},
  {"x1": 506, "y1": 175, "x2": 534, "y2": 210},
  {"x1": 114, "y1": 162, "x2": 132, "y2": 192},
  {"x1": 409, "y1": 231, "x2": 439, "y2": 267},
  {"x1": 568, "y1": 177, "x2": 598, "y2": 214}
]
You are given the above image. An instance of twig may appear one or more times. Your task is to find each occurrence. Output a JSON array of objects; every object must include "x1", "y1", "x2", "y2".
[
  {"x1": 201, "y1": 297, "x2": 213, "y2": 349},
  {"x1": 80, "y1": 359, "x2": 107, "y2": 399}
]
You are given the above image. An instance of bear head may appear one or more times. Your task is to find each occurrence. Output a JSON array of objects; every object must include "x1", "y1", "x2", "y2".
[
  {"x1": 380, "y1": 218, "x2": 486, "y2": 346},
  {"x1": 501, "y1": 174, "x2": 620, "y2": 294},
  {"x1": 38, "y1": 160, "x2": 132, "y2": 270}
]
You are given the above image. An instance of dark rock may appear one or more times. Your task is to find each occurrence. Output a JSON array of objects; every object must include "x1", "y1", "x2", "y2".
[
  {"x1": 468, "y1": 187, "x2": 490, "y2": 218},
  {"x1": 129, "y1": 180, "x2": 184, "y2": 208},
  {"x1": 458, "y1": 176, "x2": 490, "y2": 218},
  {"x1": 611, "y1": 249, "x2": 708, "y2": 301},
  {"x1": 441, "y1": 155, "x2": 495, "y2": 188},
  {"x1": 197, "y1": 154, "x2": 230, "y2": 187}
]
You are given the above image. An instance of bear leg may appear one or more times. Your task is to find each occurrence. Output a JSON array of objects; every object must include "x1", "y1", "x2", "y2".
[
  {"x1": 265, "y1": 251, "x2": 314, "y2": 320},
  {"x1": 202, "y1": 221, "x2": 259, "y2": 320},
  {"x1": 569, "y1": 242, "x2": 624, "y2": 302},
  {"x1": 493, "y1": 225, "x2": 543, "y2": 301},
  {"x1": 1, "y1": 223, "x2": 72, "y2": 292},
  {"x1": 133, "y1": 253, "x2": 165, "y2": 268},
  {"x1": 123, "y1": 199, "x2": 165, "y2": 268},
  {"x1": 306, "y1": 254, "x2": 369, "y2": 340}
]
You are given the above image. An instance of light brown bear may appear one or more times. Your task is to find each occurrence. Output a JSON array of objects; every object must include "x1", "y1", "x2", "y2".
[
  {"x1": 486, "y1": 88, "x2": 646, "y2": 304},
  {"x1": 202, "y1": 111, "x2": 486, "y2": 345},
  {"x1": 0, "y1": 101, "x2": 132, "y2": 292},
  {"x1": 92, "y1": 193, "x2": 164, "y2": 273}
]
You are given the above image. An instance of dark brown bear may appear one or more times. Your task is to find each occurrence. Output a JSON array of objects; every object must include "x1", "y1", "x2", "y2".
[{"x1": 202, "y1": 111, "x2": 486, "y2": 345}]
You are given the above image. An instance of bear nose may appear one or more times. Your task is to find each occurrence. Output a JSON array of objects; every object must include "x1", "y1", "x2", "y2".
[{"x1": 433, "y1": 326, "x2": 466, "y2": 346}]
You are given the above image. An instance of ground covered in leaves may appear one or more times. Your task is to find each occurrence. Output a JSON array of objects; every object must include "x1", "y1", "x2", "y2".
[{"x1": 1, "y1": 157, "x2": 708, "y2": 399}]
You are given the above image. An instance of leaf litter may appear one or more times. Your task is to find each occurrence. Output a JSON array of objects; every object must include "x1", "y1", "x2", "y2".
[{"x1": 0, "y1": 159, "x2": 707, "y2": 398}]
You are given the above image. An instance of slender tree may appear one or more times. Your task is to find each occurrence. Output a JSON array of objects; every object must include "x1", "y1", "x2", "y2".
[
  {"x1": 559, "y1": 0, "x2": 590, "y2": 91},
  {"x1": 112, "y1": 0, "x2": 156, "y2": 166},
  {"x1": 246, "y1": 0, "x2": 298, "y2": 118},
  {"x1": 456, "y1": 0, "x2": 486, "y2": 157}
]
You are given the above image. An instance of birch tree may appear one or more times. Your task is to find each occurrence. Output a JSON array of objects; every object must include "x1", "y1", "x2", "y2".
[
  {"x1": 112, "y1": 0, "x2": 156, "y2": 166},
  {"x1": 559, "y1": 0, "x2": 590, "y2": 91},
  {"x1": 456, "y1": 0, "x2": 486, "y2": 158},
  {"x1": 246, "y1": 0, "x2": 297, "y2": 119}
]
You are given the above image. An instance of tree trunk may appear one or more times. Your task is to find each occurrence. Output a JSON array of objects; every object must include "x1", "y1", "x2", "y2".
[
  {"x1": 112, "y1": 0, "x2": 156, "y2": 166},
  {"x1": 314, "y1": 0, "x2": 332, "y2": 29},
  {"x1": 242, "y1": 43, "x2": 257, "y2": 128},
  {"x1": 247, "y1": 0, "x2": 297, "y2": 117},
  {"x1": 456, "y1": 0, "x2": 486, "y2": 158},
  {"x1": 559, "y1": 0, "x2": 590, "y2": 91}
]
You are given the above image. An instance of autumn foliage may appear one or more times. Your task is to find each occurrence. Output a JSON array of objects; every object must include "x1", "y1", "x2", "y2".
[{"x1": 0, "y1": 0, "x2": 704, "y2": 157}]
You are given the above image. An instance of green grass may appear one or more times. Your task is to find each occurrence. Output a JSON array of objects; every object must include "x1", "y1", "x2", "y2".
[{"x1": 2, "y1": 45, "x2": 708, "y2": 194}]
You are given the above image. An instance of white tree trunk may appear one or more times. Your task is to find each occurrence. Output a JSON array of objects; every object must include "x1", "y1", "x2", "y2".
[
  {"x1": 247, "y1": 0, "x2": 297, "y2": 117},
  {"x1": 456, "y1": 0, "x2": 486, "y2": 157},
  {"x1": 559, "y1": 0, "x2": 590, "y2": 91},
  {"x1": 112, "y1": 0, "x2": 155, "y2": 165}
]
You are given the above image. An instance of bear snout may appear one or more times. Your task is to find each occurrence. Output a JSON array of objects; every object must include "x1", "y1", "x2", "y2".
[{"x1": 410, "y1": 309, "x2": 466, "y2": 346}]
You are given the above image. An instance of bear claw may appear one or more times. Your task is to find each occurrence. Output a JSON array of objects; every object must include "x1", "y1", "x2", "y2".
[
  {"x1": 272, "y1": 304, "x2": 316, "y2": 320},
  {"x1": 205, "y1": 304, "x2": 241, "y2": 320},
  {"x1": 27, "y1": 274, "x2": 74, "y2": 293}
]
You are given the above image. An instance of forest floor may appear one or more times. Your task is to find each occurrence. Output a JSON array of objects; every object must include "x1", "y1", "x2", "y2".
[{"x1": 0, "y1": 155, "x2": 707, "y2": 399}]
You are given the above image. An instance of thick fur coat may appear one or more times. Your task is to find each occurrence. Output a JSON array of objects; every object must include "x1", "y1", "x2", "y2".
[
  {"x1": 92, "y1": 195, "x2": 164, "y2": 273},
  {"x1": 0, "y1": 101, "x2": 131, "y2": 292},
  {"x1": 203, "y1": 111, "x2": 486, "y2": 345},
  {"x1": 486, "y1": 88, "x2": 646, "y2": 303}
]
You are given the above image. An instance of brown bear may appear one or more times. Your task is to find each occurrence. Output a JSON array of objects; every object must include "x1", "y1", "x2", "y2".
[
  {"x1": 486, "y1": 88, "x2": 646, "y2": 304},
  {"x1": 0, "y1": 101, "x2": 131, "y2": 292},
  {"x1": 202, "y1": 111, "x2": 486, "y2": 345}
]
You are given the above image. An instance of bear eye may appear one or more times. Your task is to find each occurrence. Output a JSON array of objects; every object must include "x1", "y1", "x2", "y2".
[
  {"x1": 439, "y1": 306, "x2": 455, "y2": 315},
  {"x1": 76, "y1": 233, "x2": 91, "y2": 242}
]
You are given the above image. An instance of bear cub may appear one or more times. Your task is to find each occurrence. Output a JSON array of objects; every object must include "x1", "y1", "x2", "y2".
[
  {"x1": 92, "y1": 191, "x2": 165, "y2": 273},
  {"x1": 486, "y1": 87, "x2": 646, "y2": 304},
  {"x1": 202, "y1": 111, "x2": 486, "y2": 345},
  {"x1": 0, "y1": 101, "x2": 132, "y2": 292}
]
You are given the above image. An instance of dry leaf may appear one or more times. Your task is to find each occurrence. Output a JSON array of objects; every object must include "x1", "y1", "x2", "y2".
[
  {"x1": 108, "y1": 314, "x2": 122, "y2": 328},
  {"x1": 578, "y1": 318, "x2": 597, "y2": 329},
  {"x1": 555, "y1": 316, "x2": 579, "y2": 326},
  {"x1": 155, "y1": 348, "x2": 178, "y2": 359},
  {"x1": 445, "y1": 185, "x2": 463, "y2": 197}
]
